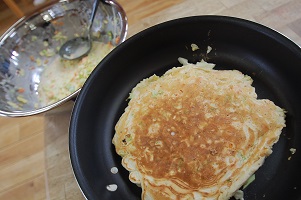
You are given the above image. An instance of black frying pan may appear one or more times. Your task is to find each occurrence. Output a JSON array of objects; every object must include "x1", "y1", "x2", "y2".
[{"x1": 69, "y1": 16, "x2": 301, "y2": 200}]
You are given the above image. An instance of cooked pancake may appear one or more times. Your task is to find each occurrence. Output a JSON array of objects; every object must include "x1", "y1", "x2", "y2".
[{"x1": 112, "y1": 61, "x2": 286, "y2": 200}]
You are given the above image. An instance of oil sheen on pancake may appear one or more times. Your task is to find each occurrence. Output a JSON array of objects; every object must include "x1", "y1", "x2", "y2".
[{"x1": 112, "y1": 60, "x2": 286, "y2": 200}]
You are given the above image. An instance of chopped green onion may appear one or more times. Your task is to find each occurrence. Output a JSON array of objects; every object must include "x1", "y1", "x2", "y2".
[{"x1": 243, "y1": 174, "x2": 255, "y2": 189}]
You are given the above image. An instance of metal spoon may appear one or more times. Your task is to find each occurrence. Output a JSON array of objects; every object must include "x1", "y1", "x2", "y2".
[{"x1": 59, "y1": 0, "x2": 104, "y2": 60}]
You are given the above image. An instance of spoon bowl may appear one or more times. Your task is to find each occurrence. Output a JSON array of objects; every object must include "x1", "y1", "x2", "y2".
[
  {"x1": 59, "y1": 37, "x2": 91, "y2": 60},
  {"x1": 59, "y1": 37, "x2": 92, "y2": 60}
]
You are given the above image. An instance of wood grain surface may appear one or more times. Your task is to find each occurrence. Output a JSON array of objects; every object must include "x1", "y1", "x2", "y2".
[{"x1": 0, "y1": 0, "x2": 301, "y2": 199}]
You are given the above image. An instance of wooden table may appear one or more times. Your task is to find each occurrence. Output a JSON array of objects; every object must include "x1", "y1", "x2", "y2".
[
  {"x1": 3, "y1": 0, "x2": 25, "y2": 18},
  {"x1": 1, "y1": 0, "x2": 301, "y2": 199}
]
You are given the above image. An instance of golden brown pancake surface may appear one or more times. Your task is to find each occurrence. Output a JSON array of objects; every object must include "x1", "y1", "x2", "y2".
[{"x1": 113, "y1": 61, "x2": 286, "y2": 200}]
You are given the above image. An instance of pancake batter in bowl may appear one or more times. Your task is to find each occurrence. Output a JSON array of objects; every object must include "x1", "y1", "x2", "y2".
[{"x1": 38, "y1": 41, "x2": 113, "y2": 106}]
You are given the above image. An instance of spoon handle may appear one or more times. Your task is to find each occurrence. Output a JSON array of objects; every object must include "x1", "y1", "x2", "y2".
[{"x1": 88, "y1": 0, "x2": 100, "y2": 32}]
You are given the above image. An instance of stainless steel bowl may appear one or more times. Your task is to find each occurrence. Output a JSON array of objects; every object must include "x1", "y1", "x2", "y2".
[{"x1": 0, "y1": 0, "x2": 127, "y2": 117}]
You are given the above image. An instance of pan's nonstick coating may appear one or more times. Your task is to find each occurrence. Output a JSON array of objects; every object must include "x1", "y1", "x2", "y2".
[{"x1": 70, "y1": 16, "x2": 301, "y2": 200}]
